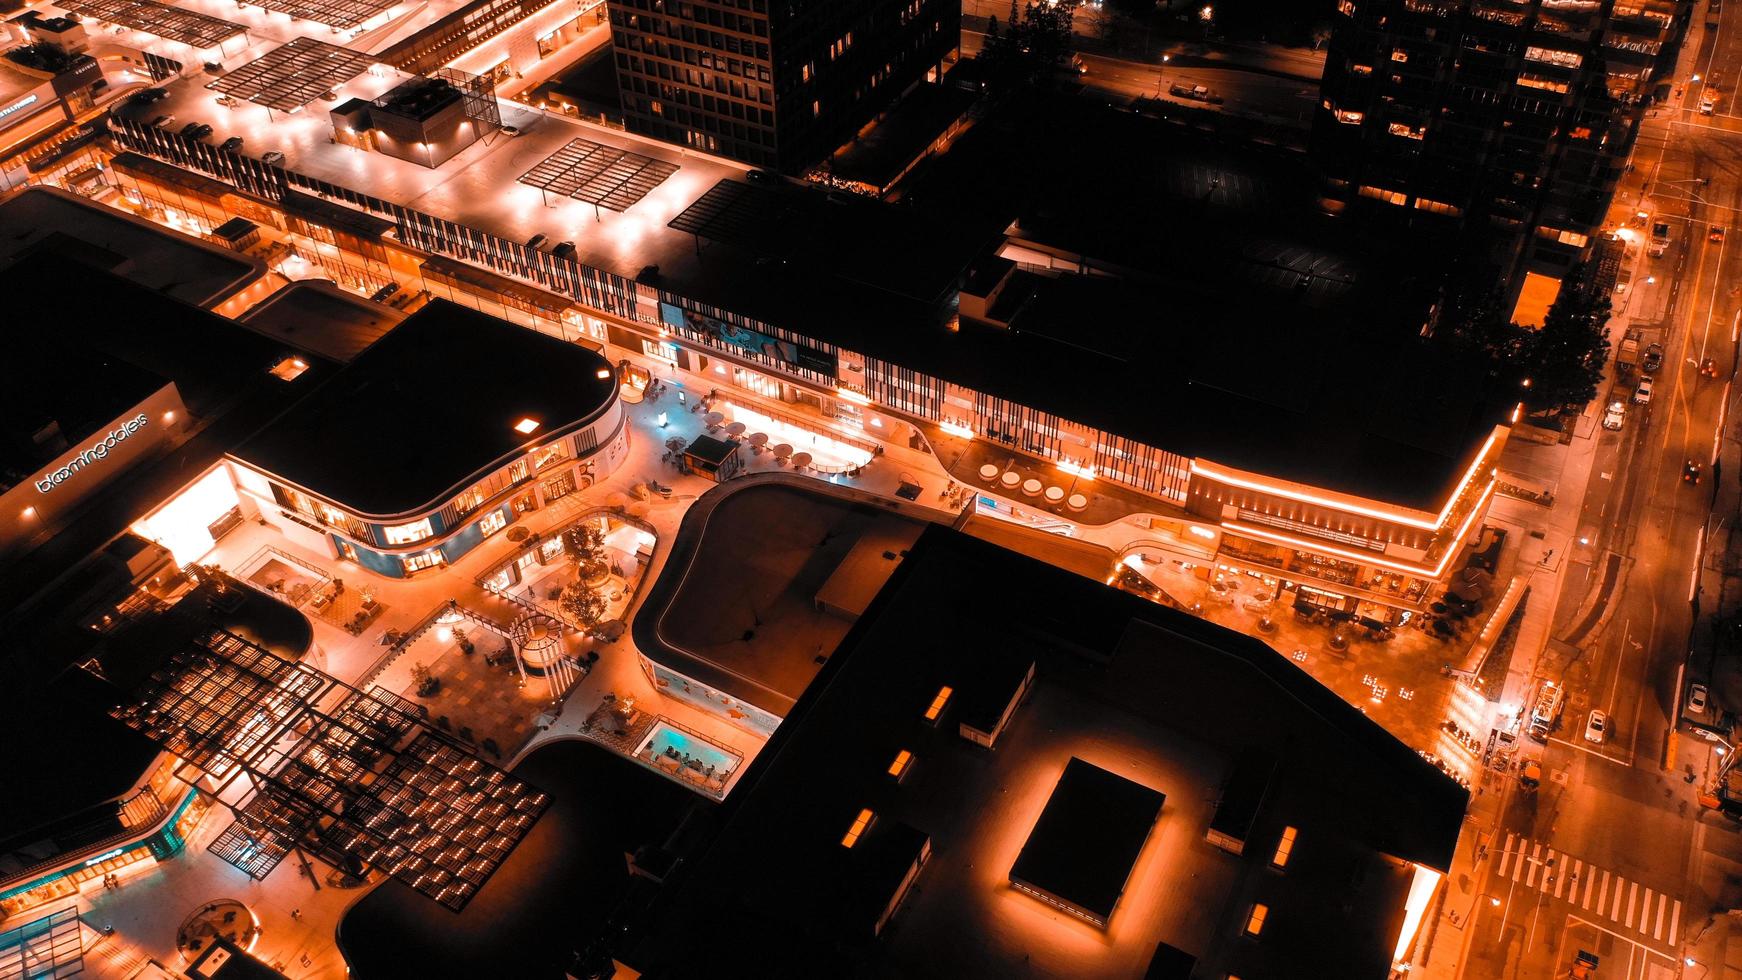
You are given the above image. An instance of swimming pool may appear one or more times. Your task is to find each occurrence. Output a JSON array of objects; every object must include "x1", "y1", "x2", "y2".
[{"x1": 635, "y1": 719, "x2": 741, "y2": 776}]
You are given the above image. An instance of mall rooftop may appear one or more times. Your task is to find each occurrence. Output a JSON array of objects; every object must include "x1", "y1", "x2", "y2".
[
  {"x1": 621, "y1": 524, "x2": 1466, "y2": 978},
  {"x1": 234, "y1": 299, "x2": 617, "y2": 516}
]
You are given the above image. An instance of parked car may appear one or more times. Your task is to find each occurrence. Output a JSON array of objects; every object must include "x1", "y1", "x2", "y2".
[
  {"x1": 1634, "y1": 377, "x2": 1654, "y2": 404},
  {"x1": 1702, "y1": 357, "x2": 1720, "y2": 378},
  {"x1": 219, "y1": 136, "x2": 243, "y2": 152},
  {"x1": 1643, "y1": 342, "x2": 1664, "y2": 372},
  {"x1": 525, "y1": 233, "x2": 548, "y2": 250},
  {"x1": 1602, "y1": 400, "x2": 1626, "y2": 430},
  {"x1": 262, "y1": 150, "x2": 286, "y2": 166},
  {"x1": 501, "y1": 124, "x2": 521, "y2": 136},
  {"x1": 1585, "y1": 710, "x2": 1608, "y2": 744},
  {"x1": 551, "y1": 241, "x2": 577, "y2": 260},
  {"x1": 1701, "y1": 93, "x2": 1718, "y2": 114},
  {"x1": 1712, "y1": 225, "x2": 1726, "y2": 243},
  {"x1": 1686, "y1": 459, "x2": 1704, "y2": 483},
  {"x1": 148, "y1": 114, "x2": 175, "y2": 129},
  {"x1": 1688, "y1": 683, "x2": 1710, "y2": 715},
  {"x1": 134, "y1": 87, "x2": 169, "y2": 104}
]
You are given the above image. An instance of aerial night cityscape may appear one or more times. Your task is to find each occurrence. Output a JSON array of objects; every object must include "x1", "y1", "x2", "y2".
[{"x1": 0, "y1": 0, "x2": 1736, "y2": 978}]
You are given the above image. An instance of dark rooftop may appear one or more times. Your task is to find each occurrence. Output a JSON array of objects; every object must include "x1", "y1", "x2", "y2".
[
  {"x1": 0, "y1": 341, "x2": 167, "y2": 490},
  {"x1": 622, "y1": 520, "x2": 1466, "y2": 978},
  {"x1": 235, "y1": 300, "x2": 616, "y2": 517},
  {"x1": 657, "y1": 95, "x2": 1505, "y2": 511},
  {"x1": 372, "y1": 76, "x2": 463, "y2": 119},
  {"x1": 1009, "y1": 757, "x2": 1166, "y2": 923}
]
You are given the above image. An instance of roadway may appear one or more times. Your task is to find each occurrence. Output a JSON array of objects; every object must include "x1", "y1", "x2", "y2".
[{"x1": 1457, "y1": 8, "x2": 1742, "y2": 977}]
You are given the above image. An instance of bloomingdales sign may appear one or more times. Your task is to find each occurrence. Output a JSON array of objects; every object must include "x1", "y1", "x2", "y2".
[{"x1": 36, "y1": 414, "x2": 149, "y2": 493}]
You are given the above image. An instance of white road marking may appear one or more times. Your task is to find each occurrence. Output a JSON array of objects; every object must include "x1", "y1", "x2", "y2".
[
  {"x1": 1628, "y1": 883, "x2": 1639, "y2": 929},
  {"x1": 1655, "y1": 892, "x2": 1667, "y2": 940},
  {"x1": 1499, "y1": 833, "x2": 1516, "y2": 877},
  {"x1": 1670, "y1": 899, "x2": 1682, "y2": 945},
  {"x1": 1598, "y1": 871, "x2": 1610, "y2": 912}
]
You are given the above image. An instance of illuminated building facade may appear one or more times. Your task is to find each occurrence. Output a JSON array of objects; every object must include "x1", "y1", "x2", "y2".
[
  {"x1": 223, "y1": 302, "x2": 628, "y2": 578},
  {"x1": 99, "y1": 112, "x2": 1510, "y2": 615},
  {"x1": 1313, "y1": 0, "x2": 1691, "y2": 296},
  {"x1": 606, "y1": 0, "x2": 959, "y2": 171}
]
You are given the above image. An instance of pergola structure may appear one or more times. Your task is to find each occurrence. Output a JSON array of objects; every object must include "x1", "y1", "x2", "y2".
[
  {"x1": 239, "y1": 0, "x2": 395, "y2": 31},
  {"x1": 101, "y1": 627, "x2": 547, "y2": 912},
  {"x1": 517, "y1": 137, "x2": 679, "y2": 216},
  {"x1": 57, "y1": 0, "x2": 246, "y2": 51},
  {"x1": 207, "y1": 37, "x2": 379, "y2": 114}
]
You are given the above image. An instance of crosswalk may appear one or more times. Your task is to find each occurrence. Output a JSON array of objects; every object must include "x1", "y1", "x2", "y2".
[{"x1": 1493, "y1": 833, "x2": 1681, "y2": 945}]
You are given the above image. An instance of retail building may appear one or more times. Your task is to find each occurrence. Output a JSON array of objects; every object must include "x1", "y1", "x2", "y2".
[
  {"x1": 226, "y1": 300, "x2": 627, "y2": 578},
  {"x1": 617, "y1": 523, "x2": 1467, "y2": 977}
]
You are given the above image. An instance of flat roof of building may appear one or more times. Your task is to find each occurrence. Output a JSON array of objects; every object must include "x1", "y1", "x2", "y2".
[
  {"x1": 1009, "y1": 757, "x2": 1165, "y2": 923},
  {"x1": 114, "y1": 73, "x2": 1502, "y2": 507},
  {"x1": 234, "y1": 299, "x2": 615, "y2": 516},
  {"x1": 238, "y1": 280, "x2": 404, "y2": 362},
  {"x1": 633, "y1": 479, "x2": 929, "y2": 716},
  {"x1": 0, "y1": 187, "x2": 263, "y2": 308},
  {"x1": 0, "y1": 341, "x2": 168, "y2": 491},
  {"x1": 624, "y1": 519, "x2": 1466, "y2": 978},
  {"x1": 0, "y1": 251, "x2": 334, "y2": 606}
]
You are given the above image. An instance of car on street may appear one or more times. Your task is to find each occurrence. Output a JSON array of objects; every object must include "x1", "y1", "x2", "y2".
[
  {"x1": 1519, "y1": 758, "x2": 1542, "y2": 789},
  {"x1": 1686, "y1": 459, "x2": 1704, "y2": 483},
  {"x1": 262, "y1": 150, "x2": 286, "y2": 166},
  {"x1": 1602, "y1": 400, "x2": 1626, "y2": 430},
  {"x1": 1712, "y1": 225, "x2": 1727, "y2": 243},
  {"x1": 1585, "y1": 709, "x2": 1608, "y2": 744},
  {"x1": 1688, "y1": 683, "x2": 1710, "y2": 715},
  {"x1": 1701, "y1": 93, "x2": 1718, "y2": 114},
  {"x1": 1644, "y1": 342, "x2": 1664, "y2": 372},
  {"x1": 1702, "y1": 357, "x2": 1720, "y2": 378},
  {"x1": 219, "y1": 136, "x2": 243, "y2": 153},
  {"x1": 1651, "y1": 221, "x2": 1672, "y2": 256},
  {"x1": 1634, "y1": 377, "x2": 1653, "y2": 404}
]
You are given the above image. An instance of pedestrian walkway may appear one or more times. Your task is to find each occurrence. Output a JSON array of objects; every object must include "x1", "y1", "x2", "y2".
[{"x1": 1494, "y1": 833, "x2": 1683, "y2": 946}]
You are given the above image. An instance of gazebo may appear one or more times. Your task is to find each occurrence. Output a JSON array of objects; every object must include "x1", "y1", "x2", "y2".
[{"x1": 683, "y1": 435, "x2": 743, "y2": 482}]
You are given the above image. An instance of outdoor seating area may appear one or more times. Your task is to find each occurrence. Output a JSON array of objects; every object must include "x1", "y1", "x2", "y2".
[
  {"x1": 370, "y1": 604, "x2": 556, "y2": 760},
  {"x1": 707, "y1": 400, "x2": 875, "y2": 475}
]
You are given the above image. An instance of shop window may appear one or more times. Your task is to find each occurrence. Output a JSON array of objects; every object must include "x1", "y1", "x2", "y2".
[
  {"x1": 479, "y1": 509, "x2": 508, "y2": 537},
  {"x1": 531, "y1": 441, "x2": 571, "y2": 470},
  {"x1": 383, "y1": 518, "x2": 434, "y2": 545},
  {"x1": 269, "y1": 355, "x2": 310, "y2": 381},
  {"x1": 404, "y1": 550, "x2": 445, "y2": 573}
]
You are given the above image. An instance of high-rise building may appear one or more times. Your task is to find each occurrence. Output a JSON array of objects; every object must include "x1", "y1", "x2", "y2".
[
  {"x1": 1312, "y1": 0, "x2": 1691, "y2": 303},
  {"x1": 606, "y1": 0, "x2": 958, "y2": 172}
]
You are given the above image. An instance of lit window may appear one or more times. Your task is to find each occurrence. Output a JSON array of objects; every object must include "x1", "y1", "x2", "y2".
[
  {"x1": 1349, "y1": 63, "x2": 1373, "y2": 75},
  {"x1": 1272, "y1": 826, "x2": 1298, "y2": 868},
  {"x1": 514, "y1": 417, "x2": 541, "y2": 434},
  {"x1": 888, "y1": 749, "x2": 913, "y2": 778},
  {"x1": 841, "y1": 808, "x2": 874, "y2": 848},
  {"x1": 1337, "y1": 0, "x2": 1355, "y2": 13},
  {"x1": 1390, "y1": 48, "x2": 1408, "y2": 63},
  {"x1": 383, "y1": 518, "x2": 433, "y2": 545},
  {"x1": 1414, "y1": 197, "x2": 1460, "y2": 215},
  {"x1": 1388, "y1": 121, "x2": 1426, "y2": 140},
  {"x1": 595, "y1": 368, "x2": 612, "y2": 380},
  {"x1": 923, "y1": 686, "x2": 953, "y2": 722},
  {"x1": 1244, "y1": 902, "x2": 1269, "y2": 935},
  {"x1": 270, "y1": 355, "x2": 310, "y2": 381},
  {"x1": 1334, "y1": 108, "x2": 1364, "y2": 125}
]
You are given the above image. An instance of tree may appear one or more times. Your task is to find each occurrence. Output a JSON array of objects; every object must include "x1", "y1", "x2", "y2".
[
  {"x1": 561, "y1": 522, "x2": 610, "y2": 584},
  {"x1": 1522, "y1": 282, "x2": 1611, "y2": 413},
  {"x1": 558, "y1": 581, "x2": 608, "y2": 631},
  {"x1": 981, "y1": 0, "x2": 1081, "y2": 91}
]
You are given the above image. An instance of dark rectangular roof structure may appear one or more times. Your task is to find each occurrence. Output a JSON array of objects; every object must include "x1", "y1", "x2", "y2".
[
  {"x1": 0, "y1": 343, "x2": 167, "y2": 490},
  {"x1": 234, "y1": 299, "x2": 616, "y2": 516},
  {"x1": 56, "y1": 0, "x2": 244, "y2": 49},
  {"x1": 954, "y1": 646, "x2": 1035, "y2": 737},
  {"x1": 622, "y1": 520, "x2": 1468, "y2": 979},
  {"x1": 238, "y1": 0, "x2": 393, "y2": 30},
  {"x1": 207, "y1": 37, "x2": 377, "y2": 113},
  {"x1": 1009, "y1": 757, "x2": 1164, "y2": 926},
  {"x1": 681, "y1": 434, "x2": 738, "y2": 468},
  {"x1": 517, "y1": 137, "x2": 679, "y2": 212}
]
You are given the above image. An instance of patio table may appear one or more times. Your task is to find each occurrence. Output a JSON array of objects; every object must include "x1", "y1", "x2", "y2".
[
  {"x1": 1000, "y1": 471, "x2": 1022, "y2": 490},
  {"x1": 773, "y1": 443, "x2": 793, "y2": 460},
  {"x1": 978, "y1": 464, "x2": 999, "y2": 481},
  {"x1": 725, "y1": 421, "x2": 747, "y2": 437},
  {"x1": 790, "y1": 452, "x2": 812, "y2": 469}
]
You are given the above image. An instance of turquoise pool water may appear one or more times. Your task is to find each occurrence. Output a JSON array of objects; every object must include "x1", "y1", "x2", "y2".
[{"x1": 638, "y1": 721, "x2": 740, "y2": 774}]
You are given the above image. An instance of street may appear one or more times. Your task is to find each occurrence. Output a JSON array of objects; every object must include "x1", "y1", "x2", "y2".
[{"x1": 1445, "y1": 8, "x2": 1742, "y2": 978}]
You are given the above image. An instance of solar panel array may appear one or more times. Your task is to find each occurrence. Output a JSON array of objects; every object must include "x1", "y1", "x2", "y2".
[
  {"x1": 207, "y1": 37, "x2": 377, "y2": 112},
  {"x1": 58, "y1": 0, "x2": 245, "y2": 49},
  {"x1": 517, "y1": 138, "x2": 679, "y2": 212},
  {"x1": 241, "y1": 0, "x2": 395, "y2": 30}
]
